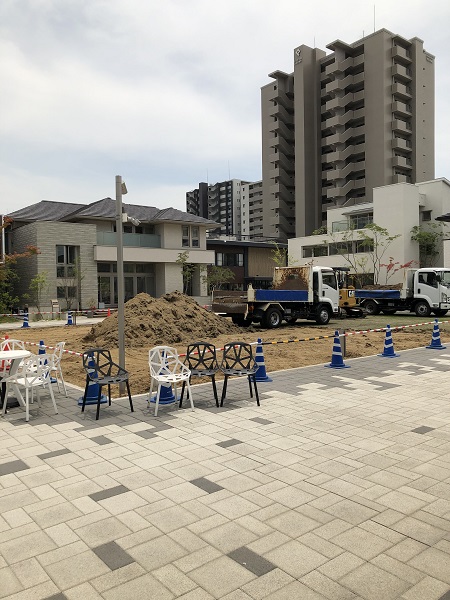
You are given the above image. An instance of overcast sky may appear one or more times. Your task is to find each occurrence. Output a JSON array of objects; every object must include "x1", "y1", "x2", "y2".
[{"x1": 1, "y1": 0, "x2": 449, "y2": 214}]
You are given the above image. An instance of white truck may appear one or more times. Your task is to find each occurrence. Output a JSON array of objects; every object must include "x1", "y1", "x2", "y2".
[
  {"x1": 211, "y1": 266, "x2": 340, "y2": 328},
  {"x1": 355, "y1": 267, "x2": 450, "y2": 317}
]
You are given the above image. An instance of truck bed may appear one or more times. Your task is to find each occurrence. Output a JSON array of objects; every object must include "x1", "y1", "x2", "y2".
[
  {"x1": 356, "y1": 289, "x2": 401, "y2": 299},
  {"x1": 253, "y1": 289, "x2": 309, "y2": 302}
]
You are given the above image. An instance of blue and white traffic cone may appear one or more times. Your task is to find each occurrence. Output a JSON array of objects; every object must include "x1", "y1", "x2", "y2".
[
  {"x1": 77, "y1": 355, "x2": 108, "y2": 406},
  {"x1": 21, "y1": 312, "x2": 30, "y2": 328},
  {"x1": 378, "y1": 325, "x2": 400, "y2": 357},
  {"x1": 325, "y1": 331, "x2": 350, "y2": 369},
  {"x1": 254, "y1": 338, "x2": 273, "y2": 382},
  {"x1": 66, "y1": 311, "x2": 74, "y2": 326},
  {"x1": 38, "y1": 340, "x2": 46, "y2": 356},
  {"x1": 426, "y1": 318, "x2": 446, "y2": 350}
]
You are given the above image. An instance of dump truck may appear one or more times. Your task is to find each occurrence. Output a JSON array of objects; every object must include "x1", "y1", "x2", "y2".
[
  {"x1": 211, "y1": 266, "x2": 340, "y2": 328},
  {"x1": 355, "y1": 267, "x2": 450, "y2": 317}
]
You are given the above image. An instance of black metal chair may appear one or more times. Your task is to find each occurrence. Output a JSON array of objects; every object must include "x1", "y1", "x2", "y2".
[
  {"x1": 180, "y1": 342, "x2": 219, "y2": 407},
  {"x1": 219, "y1": 342, "x2": 260, "y2": 407},
  {"x1": 81, "y1": 348, "x2": 134, "y2": 420}
]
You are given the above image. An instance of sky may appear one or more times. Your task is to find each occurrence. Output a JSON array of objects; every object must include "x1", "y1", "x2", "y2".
[{"x1": 1, "y1": 0, "x2": 449, "y2": 214}]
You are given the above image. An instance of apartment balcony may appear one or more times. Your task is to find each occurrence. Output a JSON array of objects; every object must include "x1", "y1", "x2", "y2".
[
  {"x1": 392, "y1": 156, "x2": 413, "y2": 169},
  {"x1": 392, "y1": 119, "x2": 412, "y2": 135},
  {"x1": 327, "y1": 161, "x2": 365, "y2": 181},
  {"x1": 322, "y1": 107, "x2": 364, "y2": 131},
  {"x1": 324, "y1": 142, "x2": 365, "y2": 164},
  {"x1": 391, "y1": 45, "x2": 412, "y2": 65},
  {"x1": 392, "y1": 63, "x2": 412, "y2": 83},
  {"x1": 326, "y1": 178, "x2": 365, "y2": 200},
  {"x1": 269, "y1": 152, "x2": 295, "y2": 173},
  {"x1": 392, "y1": 101, "x2": 412, "y2": 119},
  {"x1": 269, "y1": 103, "x2": 294, "y2": 125},
  {"x1": 392, "y1": 173, "x2": 410, "y2": 183},
  {"x1": 96, "y1": 231, "x2": 161, "y2": 248},
  {"x1": 274, "y1": 91, "x2": 294, "y2": 111},
  {"x1": 269, "y1": 166, "x2": 295, "y2": 186},
  {"x1": 326, "y1": 74, "x2": 353, "y2": 94},
  {"x1": 322, "y1": 124, "x2": 365, "y2": 148},
  {"x1": 269, "y1": 192, "x2": 295, "y2": 213},
  {"x1": 391, "y1": 137, "x2": 412, "y2": 152},
  {"x1": 269, "y1": 119, "x2": 294, "y2": 142},
  {"x1": 391, "y1": 82, "x2": 412, "y2": 101}
]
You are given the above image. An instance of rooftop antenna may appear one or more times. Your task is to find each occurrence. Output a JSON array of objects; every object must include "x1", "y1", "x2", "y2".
[
  {"x1": 228, "y1": 161, "x2": 231, "y2": 180},
  {"x1": 206, "y1": 169, "x2": 209, "y2": 185},
  {"x1": 373, "y1": 5, "x2": 376, "y2": 32}
]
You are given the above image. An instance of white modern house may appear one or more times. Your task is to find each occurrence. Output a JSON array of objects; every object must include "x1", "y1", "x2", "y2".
[{"x1": 288, "y1": 178, "x2": 450, "y2": 285}]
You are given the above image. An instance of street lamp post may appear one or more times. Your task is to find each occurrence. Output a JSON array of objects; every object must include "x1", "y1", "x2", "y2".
[{"x1": 115, "y1": 176, "x2": 126, "y2": 393}]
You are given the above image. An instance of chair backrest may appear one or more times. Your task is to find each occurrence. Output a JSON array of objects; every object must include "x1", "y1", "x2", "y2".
[
  {"x1": 185, "y1": 342, "x2": 218, "y2": 372},
  {"x1": 0, "y1": 338, "x2": 26, "y2": 351},
  {"x1": 49, "y1": 342, "x2": 66, "y2": 368},
  {"x1": 82, "y1": 348, "x2": 114, "y2": 380},
  {"x1": 19, "y1": 355, "x2": 52, "y2": 387},
  {"x1": 149, "y1": 346, "x2": 188, "y2": 378},
  {"x1": 221, "y1": 342, "x2": 255, "y2": 371}
]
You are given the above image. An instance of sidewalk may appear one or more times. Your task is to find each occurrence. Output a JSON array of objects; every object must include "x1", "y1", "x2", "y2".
[
  {"x1": 1, "y1": 347, "x2": 450, "y2": 599},
  {"x1": 0, "y1": 315, "x2": 105, "y2": 330}
]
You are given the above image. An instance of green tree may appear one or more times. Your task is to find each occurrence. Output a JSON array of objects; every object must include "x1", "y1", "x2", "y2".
[
  {"x1": 410, "y1": 224, "x2": 446, "y2": 267},
  {"x1": 270, "y1": 242, "x2": 297, "y2": 267},
  {"x1": 176, "y1": 251, "x2": 197, "y2": 295},
  {"x1": 23, "y1": 272, "x2": 49, "y2": 319},
  {"x1": 57, "y1": 256, "x2": 85, "y2": 310},
  {"x1": 201, "y1": 265, "x2": 235, "y2": 292}
]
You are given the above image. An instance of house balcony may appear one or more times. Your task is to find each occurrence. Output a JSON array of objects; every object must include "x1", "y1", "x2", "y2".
[{"x1": 97, "y1": 231, "x2": 161, "y2": 248}]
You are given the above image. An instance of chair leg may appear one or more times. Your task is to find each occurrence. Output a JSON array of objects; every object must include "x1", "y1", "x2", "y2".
[
  {"x1": 180, "y1": 381, "x2": 186, "y2": 407},
  {"x1": 59, "y1": 368, "x2": 68, "y2": 397},
  {"x1": 211, "y1": 376, "x2": 219, "y2": 407},
  {"x1": 48, "y1": 382, "x2": 58, "y2": 415},
  {"x1": 220, "y1": 376, "x2": 229, "y2": 407},
  {"x1": 25, "y1": 388, "x2": 29, "y2": 422},
  {"x1": 155, "y1": 385, "x2": 161, "y2": 417},
  {"x1": 186, "y1": 381, "x2": 194, "y2": 411},
  {"x1": 81, "y1": 377, "x2": 90, "y2": 413},
  {"x1": 252, "y1": 376, "x2": 260, "y2": 406},
  {"x1": 107, "y1": 384, "x2": 112, "y2": 406},
  {"x1": 125, "y1": 380, "x2": 134, "y2": 412},
  {"x1": 96, "y1": 386, "x2": 102, "y2": 420},
  {"x1": 248, "y1": 376, "x2": 253, "y2": 398}
]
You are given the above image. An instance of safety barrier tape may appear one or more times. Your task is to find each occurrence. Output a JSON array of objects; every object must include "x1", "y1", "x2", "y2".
[
  {"x1": 1, "y1": 318, "x2": 447, "y2": 358},
  {"x1": 0, "y1": 309, "x2": 117, "y2": 317}
]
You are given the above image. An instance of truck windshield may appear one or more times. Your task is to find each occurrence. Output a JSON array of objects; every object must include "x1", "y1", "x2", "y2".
[{"x1": 439, "y1": 271, "x2": 450, "y2": 287}]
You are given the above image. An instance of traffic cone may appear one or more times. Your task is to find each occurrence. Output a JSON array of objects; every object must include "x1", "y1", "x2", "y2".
[
  {"x1": 21, "y1": 312, "x2": 30, "y2": 328},
  {"x1": 77, "y1": 355, "x2": 108, "y2": 406},
  {"x1": 38, "y1": 340, "x2": 46, "y2": 355},
  {"x1": 254, "y1": 338, "x2": 272, "y2": 382},
  {"x1": 107, "y1": 308, "x2": 111, "y2": 317},
  {"x1": 426, "y1": 318, "x2": 446, "y2": 350},
  {"x1": 378, "y1": 325, "x2": 400, "y2": 357},
  {"x1": 325, "y1": 331, "x2": 350, "y2": 369},
  {"x1": 66, "y1": 311, "x2": 74, "y2": 326}
]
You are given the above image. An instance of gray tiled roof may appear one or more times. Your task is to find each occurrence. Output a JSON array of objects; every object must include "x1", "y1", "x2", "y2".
[
  {"x1": 8, "y1": 198, "x2": 219, "y2": 227},
  {"x1": 7, "y1": 200, "x2": 86, "y2": 222}
]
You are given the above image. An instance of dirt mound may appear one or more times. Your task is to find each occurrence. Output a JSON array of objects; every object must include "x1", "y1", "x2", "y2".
[{"x1": 82, "y1": 291, "x2": 242, "y2": 349}]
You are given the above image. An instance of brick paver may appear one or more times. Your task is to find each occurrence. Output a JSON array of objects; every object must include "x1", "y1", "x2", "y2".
[{"x1": 1, "y1": 347, "x2": 450, "y2": 599}]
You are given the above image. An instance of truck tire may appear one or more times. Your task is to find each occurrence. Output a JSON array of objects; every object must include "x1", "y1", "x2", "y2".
[
  {"x1": 315, "y1": 305, "x2": 331, "y2": 325},
  {"x1": 363, "y1": 300, "x2": 380, "y2": 316},
  {"x1": 231, "y1": 315, "x2": 253, "y2": 327},
  {"x1": 433, "y1": 309, "x2": 448, "y2": 317},
  {"x1": 262, "y1": 307, "x2": 283, "y2": 329},
  {"x1": 414, "y1": 301, "x2": 431, "y2": 317}
]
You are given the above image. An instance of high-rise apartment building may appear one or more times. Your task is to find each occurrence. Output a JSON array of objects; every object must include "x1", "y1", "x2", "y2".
[
  {"x1": 186, "y1": 179, "x2": 250, "y2": 236},
  {"x1": 241, "y1": 180, "x2": 264, "y2": 239},
  {"x1": 261, "y1": 28, "x2": 435, "y2": 240}
]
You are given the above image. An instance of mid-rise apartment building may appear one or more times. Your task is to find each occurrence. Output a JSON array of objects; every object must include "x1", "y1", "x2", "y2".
[
  {"x1": 241, "y1": 180, "x2": 264, "y2": 239},
  {"x1": 186, "y1": 179, "x2": 250, "y2": 236},
  {"x1": 261, "y1": 28, "x2": 435, "y2": 240}
]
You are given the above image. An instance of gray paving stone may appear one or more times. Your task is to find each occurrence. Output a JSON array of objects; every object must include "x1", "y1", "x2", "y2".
[
  {"x1": 249, "y1": 417, "x2": 273, "y2": 425},
  {"x1": 227, "y1": 546, "x2": 276, "y2": 576},
  {"x1": 411, "y1": 426, "x2": 436, "y2": 434},
  {"x1": 0, "y1": 459, "x2": 30, "y2": 477},
  {"x1": 134, "y1": 430, "x2": 157, "y2": 439},
  {"x1": 216, "y1": 438, "x2": 243, "y2": 448},
  {"x1": 190, "y1": 477, "x2": 224, "y2": 494},
  {"x1": 89, "y1": 485, "x2": 130, "y2": 502},
  {"x1": 90, "y1": 435, "x2": 113, "y2": 445},
  {"x1": 38, "y1": 449, "x2": 72, "y2": 460},
  {"x1": 92, "y1": 541, "x2": 135, "y2": 570}
]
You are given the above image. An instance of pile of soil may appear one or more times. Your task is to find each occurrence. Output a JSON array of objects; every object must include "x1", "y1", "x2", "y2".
[{"x1": 82, "y1": 292, "x2": 242, "y2": 348}]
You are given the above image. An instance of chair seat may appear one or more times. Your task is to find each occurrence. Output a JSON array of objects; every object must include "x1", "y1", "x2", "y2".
[
  {"x1": 91, "y1": 375, "x2": 128, "y2": 385},
  {"x1": 190, "y1": 368, "x2": 217, "y2": 377},
  {"x1": 153, "y1": 373, "x2": 189, "y2": 383},
  {"x1": 221, "y1": 368, "x2": 256, "y2": 377}
]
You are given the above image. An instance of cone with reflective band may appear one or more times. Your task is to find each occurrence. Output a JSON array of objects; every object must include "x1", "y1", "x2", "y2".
[
  {"x1": 21, "y1": 312, "x2": 30, "y2": 328},
  {"x1": 378, "y1": 325, "x2": 400, "y2": 357},
  {"x1": 77, "y1": 355, "x2": 108, "y2": 406},
  {"x1": 66, "y1": 311, "x2": 73, "y2": 326},
  {"x1": 426, "y1": 318, "x2": 446, "y2": 350},
  {"x1": 254, "y1": 338, "x2": 273, "y2": 382},
  {"x1": 325, "y1": 330, "x2": 350, "y2": 369}
]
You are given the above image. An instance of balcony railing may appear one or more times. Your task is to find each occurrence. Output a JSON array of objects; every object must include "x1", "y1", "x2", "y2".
[{"x1": 97, "y1": 232, "x2": 161, "y2": 248}]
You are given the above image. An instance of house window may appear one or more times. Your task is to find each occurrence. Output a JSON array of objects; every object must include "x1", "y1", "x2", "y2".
[
  {"x1": 349, "y1": 213, "x2": 373, "y2": 229},
  {"x1": 56, "y1": 245, "x2": 77, "y2": 278},
  {"x1": 182, "y1": 226, "x2": 190, "y2": 247},
  {"x1": 192, "y1": 226, "x2": 199, "y2": 248},
  {"x1": 421, "y1": 210, "x2": 432, "y2": 222}
]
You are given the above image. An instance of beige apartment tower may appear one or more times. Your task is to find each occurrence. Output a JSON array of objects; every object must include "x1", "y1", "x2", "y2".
[{"x1": 261, "y1": 28, "x2": 435, "y2": 240}]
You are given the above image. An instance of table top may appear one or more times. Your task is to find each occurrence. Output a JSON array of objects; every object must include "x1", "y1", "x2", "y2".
[{"x1": 0, "y1": 350, "x2": 31, "y2": 360}]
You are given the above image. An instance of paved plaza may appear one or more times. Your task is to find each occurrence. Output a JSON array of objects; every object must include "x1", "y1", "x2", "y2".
[{"x1": 1, "y1": 347, "x2": 450, "y2": 599}]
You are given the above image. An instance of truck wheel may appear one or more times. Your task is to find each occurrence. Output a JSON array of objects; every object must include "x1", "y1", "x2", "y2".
[
  {"x1": 414, "y1": 301, "x2": 431, "y2": 317},
  {"x1": 262, "y1": 307, "x2": 283, "y2": 329},
  {"x1": 316, "y1": 305, "x2": 331, "y2": 325},
  {"x1": 363, "y1": 300, "x2": 380, "y2": 316},
  {"x1": 433, "y1": 309, "x2": 448, "y2": 317}
]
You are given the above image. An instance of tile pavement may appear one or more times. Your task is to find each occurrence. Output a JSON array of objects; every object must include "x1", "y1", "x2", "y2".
[{"x1": 0, "y1": 346, "x2": 450, "y2": 599}]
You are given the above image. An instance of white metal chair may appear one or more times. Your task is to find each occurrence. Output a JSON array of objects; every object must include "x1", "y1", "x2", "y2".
[
  {"x1": 48, "y1": 342, "x2": 68, "y2": 396},
  {"x1": 148, "y1": 346, "x2": 193, "y2": 417},
  {"x1": 0, "y1": 338, "x2": 26, "y2": 378},
  {"x1": 1, "y1": 354, "x2": 58, "y2": 422}
]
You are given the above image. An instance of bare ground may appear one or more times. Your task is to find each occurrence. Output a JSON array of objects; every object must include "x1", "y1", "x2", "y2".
[{"x1": 1, "y1": 292, "x2": 445, "y2": 397}]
